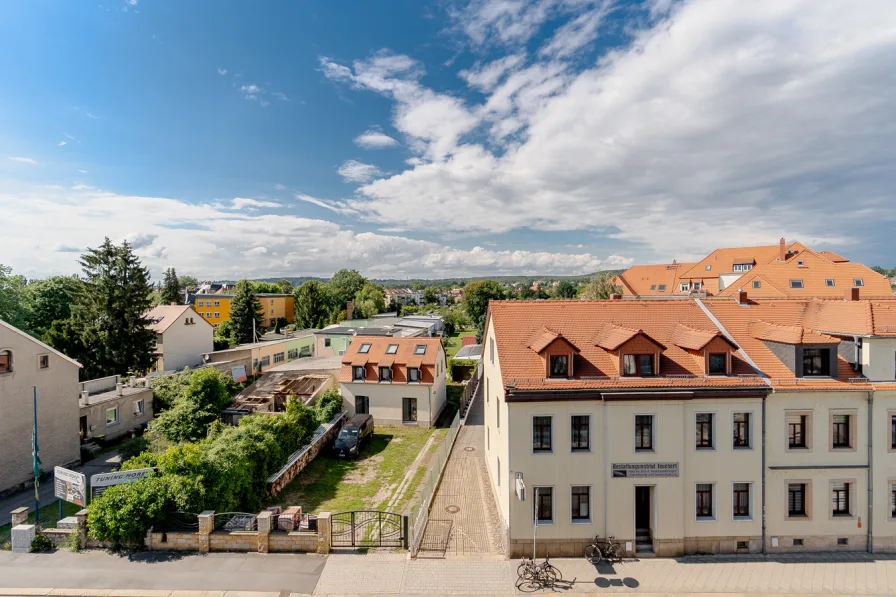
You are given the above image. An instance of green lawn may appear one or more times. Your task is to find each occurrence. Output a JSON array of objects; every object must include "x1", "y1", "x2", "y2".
[
  {"x1": 445, "y1": 330, "x2": 476, "y2": 358},
  {"x1": 275, "y1": 425, "x2": 439, "y2": 515}
]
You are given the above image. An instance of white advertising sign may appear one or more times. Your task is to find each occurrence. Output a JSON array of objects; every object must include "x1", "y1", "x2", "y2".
[
  {"x1": 90, "y1": 468, "x2": 154, "y2": 498},
  {"x1": 54, "y1": 466, "x2": 87, "y2": 507}
]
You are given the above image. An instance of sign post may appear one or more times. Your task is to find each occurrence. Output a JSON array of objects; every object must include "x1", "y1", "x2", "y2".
[
  {"x1": 90, "y1": 468, "x2": 154, "y2": 499},
  {"x1": 54, "y1": 467, "x2": 87, "y2": 508}
]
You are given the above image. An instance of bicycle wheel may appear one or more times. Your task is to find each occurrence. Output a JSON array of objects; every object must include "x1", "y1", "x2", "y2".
[
  {"x1": 517, "y1": 561, "x2": 534, "y2": 581},
  {"x1": 544, "y1": 564, "x2": 561, "y2": 584},
  {"x1": 584, "y1": 544, "x2": 602, "y2": 564},
  {"x1": 607, "y1": 543, "x2": 623, "y2": 561}
]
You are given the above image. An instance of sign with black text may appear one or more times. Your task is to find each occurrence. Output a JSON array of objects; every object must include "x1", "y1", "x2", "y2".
[
  {"x1": 54, "y1": 466, "x2": 87, "y2": 506},
  {"x1": 90, "y1": 468, "x2": 154, "y2": 499},
  {"x1": 612, "y1": 462, "x2": 679, "y2": 478}
]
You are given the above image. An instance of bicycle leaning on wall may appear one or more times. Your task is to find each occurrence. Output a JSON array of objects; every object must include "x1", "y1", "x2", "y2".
[{"x1": 584, "y1": 535, "x2": 623, "y2": 564}]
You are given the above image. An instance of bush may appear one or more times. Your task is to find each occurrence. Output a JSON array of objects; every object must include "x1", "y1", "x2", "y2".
[
  {"x1": 314, "y1": 388, "x2": 343, "y2": 424},
  {"x1": 30, "y1": 533, "x2": 54, "y2": 552},
  {"x1": 65, "y1": 528, "x2": 81, "y2": 552},
  {"x1": 149, "y1": 368, "x2": 237, "y2": 444}
]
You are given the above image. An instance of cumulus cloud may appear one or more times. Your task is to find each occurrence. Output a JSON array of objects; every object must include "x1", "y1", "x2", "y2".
[
  {"x1": 0, "y1": 184, "x2": 628, "y2": 278},
  {"x1": 217, "y1": 67, "x2": 227, "y2": 75},
  {"x1": 338, "y1": 160, "x2": 382, "y2": 183},
  {"x1": 321, "y1": 0, "x2": 896, "y2": 260},
  {"x1": 354, "y1": 129, "x2": 400, "y2": 149}
]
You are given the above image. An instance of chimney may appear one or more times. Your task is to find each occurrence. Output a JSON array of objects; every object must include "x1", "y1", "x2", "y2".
[
  {"x1": 779, "y1": 237, "x2": 786, "y2": 261},
  {"x1": 609, "y1": 293, "x2": 622, "y2": 301},
  {"x1": 346, "y1": 301, "x2": 353, "y2": 320},
  {"x1": 170, "y1": 302, "x2": 178, "y2": 306},
  {"x1": 846, "y1": 287, "x2": 860, "y2": 302},
  {"x1": 735, "y1": 289, "x2": 748, "y2": 305},
  {"x1": 116, "y1": 383, "x2": 123, "y2": 396}
]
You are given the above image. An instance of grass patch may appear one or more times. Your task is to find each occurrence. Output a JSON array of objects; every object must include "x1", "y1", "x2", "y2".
[
  {"x1": 445, "y1": 330, "x2": 476, "y2": 358},
  {"x1": 385, "y1": 428, "x2": 448, "y2": 514},
  {"x1": 275, "y1": 426, "x2": 437, "y2": 515},
  {"x1": 0, "y1": 500, "x2": 81, "y2": 550}
]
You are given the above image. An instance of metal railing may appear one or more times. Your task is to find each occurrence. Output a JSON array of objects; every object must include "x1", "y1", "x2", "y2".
[
  {"x1": 459, "y1": 364, "x2": 482, "y2": 418},
  {"x1": 267, "y1": 411, "x2": 346, "y2": 484},
  {"x1": 408, "y1": 411, "x2": 461, "y2": 556}
]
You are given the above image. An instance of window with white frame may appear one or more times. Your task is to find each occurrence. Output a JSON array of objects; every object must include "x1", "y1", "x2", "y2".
[
  {"x1": 680, "y1": 283, "x2": 689, "y2": 293},
  {"x1": 106, "y1": 407, "x2": 119, "y2": 426},
  {"x1": 134, "y1": 399, "x2": 145, "y2": 416},
  {"x1": 571, "y1": 486, "x2": 590, "y2": 522},
  {"x1": 733, "y1": 483, "x2": 750, "y2": 518},
  {"x1": 696, "y1": 483, "x2": 714, "y2": 519}
]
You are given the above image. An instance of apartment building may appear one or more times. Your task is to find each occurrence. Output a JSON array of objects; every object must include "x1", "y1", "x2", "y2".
[
  {"x1": 78, "y1": 375, "x2": 153, "y2": 443},
  {"x1": 339, "y1": 337, "x2": 447, "y2": 427},
  {"x1": 614, "y1": 240, "x2": 892, "y2": 298},
  {"x1": 0, "y1": 320, "x2": 81, "y2": 494},
  {"x1": 202, "y1": 332, "x2": 315, "y2": 376},
  {"x1": 481, "y1": 293, "x2": 896, "y2": 558},
  {"x1": 191, "y1": 293, "x2": 295, "y2": 329}
]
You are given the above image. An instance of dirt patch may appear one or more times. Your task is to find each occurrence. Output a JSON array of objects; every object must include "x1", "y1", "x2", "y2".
[
  {"x1": 391, "y1": 437, "x2": 404, "y2": 443},
  {"x1": 372, "y1": 482, "x2": 398, "y2": 508},
  {"x1": 342, "y1": 455, "x2": 384, "y2": 485}
]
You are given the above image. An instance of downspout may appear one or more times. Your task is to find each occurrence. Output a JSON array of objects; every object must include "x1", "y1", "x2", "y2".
[
  {"x1": 761, "y1": 394, "x2": 767, "y2": 555},
  {"x1": 868, "y1": 389, "x2": 873, "y2": 553},
  {"x1": 603, "y1": 396, "x2": 609, "y2": 550}
]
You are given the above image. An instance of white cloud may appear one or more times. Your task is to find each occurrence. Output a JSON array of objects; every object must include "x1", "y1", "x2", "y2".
[
  {"x1": 86, "y1": 112, "x2": 100, "y2": 120},
  {"x1": 7, "y1": 156, "x2": 37, "y2": 164},
  {"x1": 271, "y1": 91, "x2": 289, "y2": 101},
  {"x1": 77, "y1": 169, "x2": 88, "y2": 174},
  {"x1": 63, "y1": 133, "x2": 75, "y2": 140},
  {"x1": 57, "y1": 141, "x2": 67, "y2": 147},
  {"x1": 229, "y1": 198, "x2": 280, "y2": 210},
  {"x1": 458, "y1": 54, "x2": 525, "y2": 92},
  {"x1": 295, "y1": 193, "x2": 356, "y2": 215},
  {"x1": 322, "y1": 0, "x2": 896, "y2": 260},
  {"x1": 217, "y1": 67, "x2": 228, "y2": 75},
  {"x1": 338, "y1": 160, "x2": 382, "y2": 183},
  {"x1": 0, "y1": 184, "x2": 627, "y2": 278},
  {"x1": 354, "y1": 129, "x2": 400, "y2": 149},
  {"x1": 538, "y1": 1, "x2": 612, "y2": 59}
]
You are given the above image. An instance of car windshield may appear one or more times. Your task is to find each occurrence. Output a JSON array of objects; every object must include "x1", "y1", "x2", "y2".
[{"x1": 339, "y1": 428, "x2": 359, "y2": 438}]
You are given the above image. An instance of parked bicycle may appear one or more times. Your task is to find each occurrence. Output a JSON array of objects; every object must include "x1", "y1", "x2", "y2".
[
  {"x1": 584, "y1": 535, "x2": 623, "y2": 564},
  {"x1": 516, "y1": 553, "x2": 561, "y2": 590}
]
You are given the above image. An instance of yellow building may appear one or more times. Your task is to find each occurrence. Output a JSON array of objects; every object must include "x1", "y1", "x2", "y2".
[{"x1": 192, "y1": 293, "x2": 295, "y2": 329}]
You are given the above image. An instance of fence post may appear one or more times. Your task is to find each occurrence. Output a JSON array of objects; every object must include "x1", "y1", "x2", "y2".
[
  {"x1": 76, "y1": 509, "x2": 89, "y2": 547},
  {"x1": 256, "y1": 510, "x2": 272, "y2": 553},
  {"x1": 316, "y1": 512, "x2": 330, "y2": 554},
  {"x1": 198, "y1": 510, "x2": 214, "y2": 553},
  {"x1": 403, "y1": 515, "x2": 409, "y2": 549},
  {"x1": 10, "y1": 507, "x2": 28, "y2": 528}
]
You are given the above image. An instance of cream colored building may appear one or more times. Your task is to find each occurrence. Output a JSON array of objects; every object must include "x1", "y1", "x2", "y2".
[
  {"x1": 0, "y1": 320, "x2": 81, "y2": 494},
  {"x1": 147, "y1": 305, "x2": 214, "y2": 372},
  {"x1": 482, "y1": 296, "x2": 896, "y2": 558},
  {"x1": 339, "y1": 337, "x2": 446, "y2": 427},
  {"x1": 78, "y1": 375, "x2": 153, "y2": 443}
]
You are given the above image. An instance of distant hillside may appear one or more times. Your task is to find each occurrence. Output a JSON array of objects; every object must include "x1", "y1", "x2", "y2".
[{"x1": 238, "y1": 270, "x2": 624, "y2": 288}]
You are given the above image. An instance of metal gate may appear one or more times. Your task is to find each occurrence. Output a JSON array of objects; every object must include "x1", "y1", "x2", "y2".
[{"x1": 330, "y1": 510, "x2": 407, "y2": 548}]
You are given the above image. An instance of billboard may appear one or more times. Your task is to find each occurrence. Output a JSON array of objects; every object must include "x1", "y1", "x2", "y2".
[
  {"x1": 231, "y1": 365, "x2": 248, "y2": 383},
  {"x1": 90, "y1": 468, "x2": 154, "y2": 499},
  {"x1": 54, "y1": 466, "x2": 87, "y2": 507}
]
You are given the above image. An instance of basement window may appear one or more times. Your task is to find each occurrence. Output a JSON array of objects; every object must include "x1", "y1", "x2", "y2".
[
  {"x1": 790, "y1": 279, "x2": 804, "y2": 289},
  {"x1": 837, "y1": 538, "x2": 848, "y2": 546},
  {"x1": 792, "y1": 538, "x2": 804, "y2": 547}
]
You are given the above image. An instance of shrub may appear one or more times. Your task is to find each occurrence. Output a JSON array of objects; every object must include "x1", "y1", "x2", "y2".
[
  {"x1": 65, "y1": 528, "x2": 81, "y2": 552},
  {"x1": 30, "y1": 533, "x2": 54, "y2": 552},
  {"x1": 314, "y1": 388, "x2": 343, "y2": 424}
]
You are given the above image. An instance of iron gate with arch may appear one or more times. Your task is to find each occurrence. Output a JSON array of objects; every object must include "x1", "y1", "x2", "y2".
[{"x1": 330, "y1": 510, "x2": 407, "y2": 548}]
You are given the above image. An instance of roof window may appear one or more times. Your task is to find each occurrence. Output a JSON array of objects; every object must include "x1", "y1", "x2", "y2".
[
  {"x1": 358, "y1": 343, "x2": 371, "y2": 354},
  {"x1": 657, "y1": 284, "x2": 667, "y2": 292},
  {"x1": 854, "y1": 278, "x2": 864, "y2": 287},
  {"x1": 797, "y1": 260, "x2": 804, "y2": 267},
  {"x1": 825, "y1": 279, "x2": 835, "y2": 287},
  {"x1": 752, "y1": 280, "x2": 761, "y2": 289},
  {"x1": 414, "y1": 344, "x2": 426, "y2": 355},
  {"x1": 649, "y1": 284, "x2": 656, "y2": 291},
  {"x1": 705, "y1": 265, "x2": 711, "y2": 271},
  {"x1": 790, "y1": 280, "x2": 804, "y2": 289},
  {"x1": 386, "y1": 344, "x2": 399, "y2": 354}
]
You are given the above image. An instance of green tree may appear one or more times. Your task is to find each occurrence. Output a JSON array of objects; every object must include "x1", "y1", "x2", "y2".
[
  {"x1": 0, "y1": 264, "x2": 27, "y2": 329},
  {"x1": 51, "y1": 239, "x2": 156, "y2": 379},
  {"x1": 293, "y1": 280, "x2": 329, "y2": 329},
  {"x1": 150, "y1": 368, "x2": 234, "y2": 443},
  {"x1": 229, "y1": 279, "x2": 262, "y2": 343},
  {"x1": 327, "y1": 269, "x2": 367, "y2": 314},
  {"x1": 463, "y1": 280, "x2": 506, "y2": 342},
  {"x1": 554, "y1": 280, "x2": 577, "y2": 299},
  {"x1": 580, "y1": 272, "x2": 618, "y2": 300},
  {"x1": 213, "y1": 319, "x2": 238, "y2": 350},
  {"x1": 251, "y1": 281, "x2": 281, "y2": 293},
  {"x1": 159, "y1": 268, "x2": 182, "y2": 305},
  {"x1": 178, "y1": 275, "x2": 199, "y2": 291},
  {"x1": 21, "y1": 275, "x2": 84, "y2": 338},
  {"x1": 276, "y1": 279, "x2": 293, "y2": 294},
  {"x1": 423, "y1": 286, "x2": 440, "y2": 305},
  {"x1": 440, "y1": 304, "x2": 471, "y2": 335},
  {"x1": 354, "y1": 282, "x2": 386, "y2": 319}
]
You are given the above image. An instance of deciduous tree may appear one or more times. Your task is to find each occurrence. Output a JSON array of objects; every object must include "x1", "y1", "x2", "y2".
[
  {"x1": 423, "y1": 286, "x2": 440, "y2": 305},
  {"x1": 554, "y1": 280, "x2": 577, "y2": 299},
  {"x1": 463, "y1": 280, "x2": 506, "y2": 342},
  {"x1": 580, "y1": 272, "x2": 618, "y2": 300},
  {"x1": 327, "y1": 269, "x2": 367, "y2": 314},
  {"x1": 0, "y1": 264, "x2": 27, "y2": 329},
  {"x1": 354, "y1": 282, "x2": 385, "y2": 319},
  {"x1": 20, "y1": 275, "x2": 84, "y2": 338}
]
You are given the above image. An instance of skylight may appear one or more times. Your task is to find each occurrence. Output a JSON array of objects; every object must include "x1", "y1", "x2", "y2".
[
  {"x1": 854, "y1": 278, "x2": 864, "y2": 287},
  {"x1": 657, "y1": 284, "x2": 667, "y2": 292},
  {"x1": 790, "y1": 279, "x2": 804, "y2": 289},
  {"x1": 414, "y1": 344, "x2": 426, "y2": 355},
  {"x1": 752, "y1": 280, "x2": 761, "y2": 289},
  {"x1": 386, "y1": 344, "x2": 398, "y2": 354},
  {"x1": 825, "y1": 279, "x2": 835, "y2": 287},
  {"x1": 358, "y1": 343, "x2": 371, "y2": 354}
]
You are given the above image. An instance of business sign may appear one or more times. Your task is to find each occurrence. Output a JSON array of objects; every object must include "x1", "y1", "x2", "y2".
[
  {"x1": 54, "y1": 466, "x2": 87, "y2": 507},
  {"x1": 231, "y1": 365, "x2": 248, "y2": 383},
  {"x1": 612, "y1": 462, "x2": 679, "y2": 478},
  {"x1": 90, "y1": 468, "x2": 154, "y2": 499}
]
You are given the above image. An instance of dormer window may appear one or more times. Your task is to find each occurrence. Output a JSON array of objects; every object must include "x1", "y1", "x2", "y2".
[
  {"x1": 693, "y1": 282, "x2": 702, "y2": 292},
  {"x1": 802, "y1": 348, "x2": 831, "y2": 376},
  {"x1": 386, "y1": 344, "x2": 398, "y2": 354},
  {"x1": 549, "y1": 355, "x2": 569, "y2": 378},
  {"x1": 378, "y1": 366, "x2": 392, "y2": 382},
  {"x1": 352, "y1": 366, "x2": 365, "y2": 381},
  {"x1": 732, "y1": 264, "x2": 753, "y2": 272},
  {"x1": 408, "y1": 367, "x2": 421, "y2": 383},
  {"x1": 708, "y1": 353, "x2": 727, "y2": 375},
  {"x1": 623, "y1": 354, "x2": 654, "y2": 376},
  {"x1": 359, "y1": 343, "x2": 371, "y2": 354},
  {"x1": 680, "y1": 283, "x2": 689, "y2": 292},
  {"x1": 854, "y1": 278, "x2": 864, "y2": 287}
]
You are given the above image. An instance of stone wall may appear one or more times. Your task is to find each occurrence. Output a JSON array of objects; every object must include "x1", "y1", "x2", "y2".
[
  {"x1": 267, "y1": 413, "x2": 346, "y2": 496},
  {"x1": 269, "y1": 531, "x2": 320, "y2": 552},
  {"x1": 767, "y1": 534, "x2": 868, "y2": 552},
  {"x1": 209, "y1": 530, "x2": 258, "y2": 552},
  {"x1": 148, "y1": 531, "x2": 200, "y2": 551}
]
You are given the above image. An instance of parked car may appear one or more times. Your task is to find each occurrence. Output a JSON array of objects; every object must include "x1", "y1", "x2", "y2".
[{"x1": 333, "y1": 414, "x2": 374, "y2": 458}]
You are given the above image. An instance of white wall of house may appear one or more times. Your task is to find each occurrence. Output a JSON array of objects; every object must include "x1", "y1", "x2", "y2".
[
  {"x1": 0, "y1": 324, "x2": 81, "y2": 494},
  {"x1": 340, "y1": 381, "x2": 440, "y2": 427},
  {"x1": 862, "y1": 338, "x2": 896, "y2": 381},
  {"x1": 80, "y1": 387, "x2": 154, "y2": 442},
  {"x1": 159, "y1": 309, "x2": 213, "y2": 371}
]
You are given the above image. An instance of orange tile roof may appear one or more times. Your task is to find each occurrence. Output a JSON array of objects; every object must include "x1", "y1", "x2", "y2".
[
  {"x1": 528, "y1": 326, "x2": 580, "y2": 353},
  {"x1": 613, "y1": 262, "x2": 696, "y2": 297},
  {"x1": 339, "y1": 336, "x2": 442, "y2": 384},
  {"x1": 718, "y1": 248, "x2": 892, "y2": 298},
  {"x1": 678, "y1": 241, "x2": 807, "y2": 279},
  {"x1": 670, "y1": 323, "x2": 737, "y2": 351},
  {"x1": 818, "y1": 250, "x2": 850, "y2": 263},
  {"x1": 749, "y1": 320, "x2": 840, "y2": 345},
  {"x1": 487, "y1": 300, "x2": 759, "y2": 392}
]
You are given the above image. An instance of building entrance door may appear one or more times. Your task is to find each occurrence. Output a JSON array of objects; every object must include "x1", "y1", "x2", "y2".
[
  {"x1": 79, "y1": 415, "x2": 88, "y2": 442},
  {"x1": 635, "y1": 486, "x2": 653, "y2": 553}
]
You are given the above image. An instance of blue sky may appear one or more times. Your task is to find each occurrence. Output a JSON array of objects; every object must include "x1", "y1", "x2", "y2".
[{"x1": 2, "y1": 0, "x2": 895, "y2": 280}]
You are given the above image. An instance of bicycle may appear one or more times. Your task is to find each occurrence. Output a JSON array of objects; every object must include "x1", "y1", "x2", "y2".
[
  {"x1": 516, "y1": 553, "x2": 561, "y2": 590},
  {"x1": 584, "y1": 535, "x2": 623, "y2": 564}
]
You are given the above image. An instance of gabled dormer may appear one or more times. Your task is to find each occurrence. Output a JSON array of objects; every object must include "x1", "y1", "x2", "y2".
[
  {"x1": 527, "y1": 326, "x2": 580, "y2": 378},
  {"x1": 593, "y1": 323, "x2": 666, "y2": 376},
  {"x1": 670, "y1": 323, "x2": 739, "y2": 376},
  {"x1": 750, "y1": 321, "x2": 840, "y2": 378}
]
